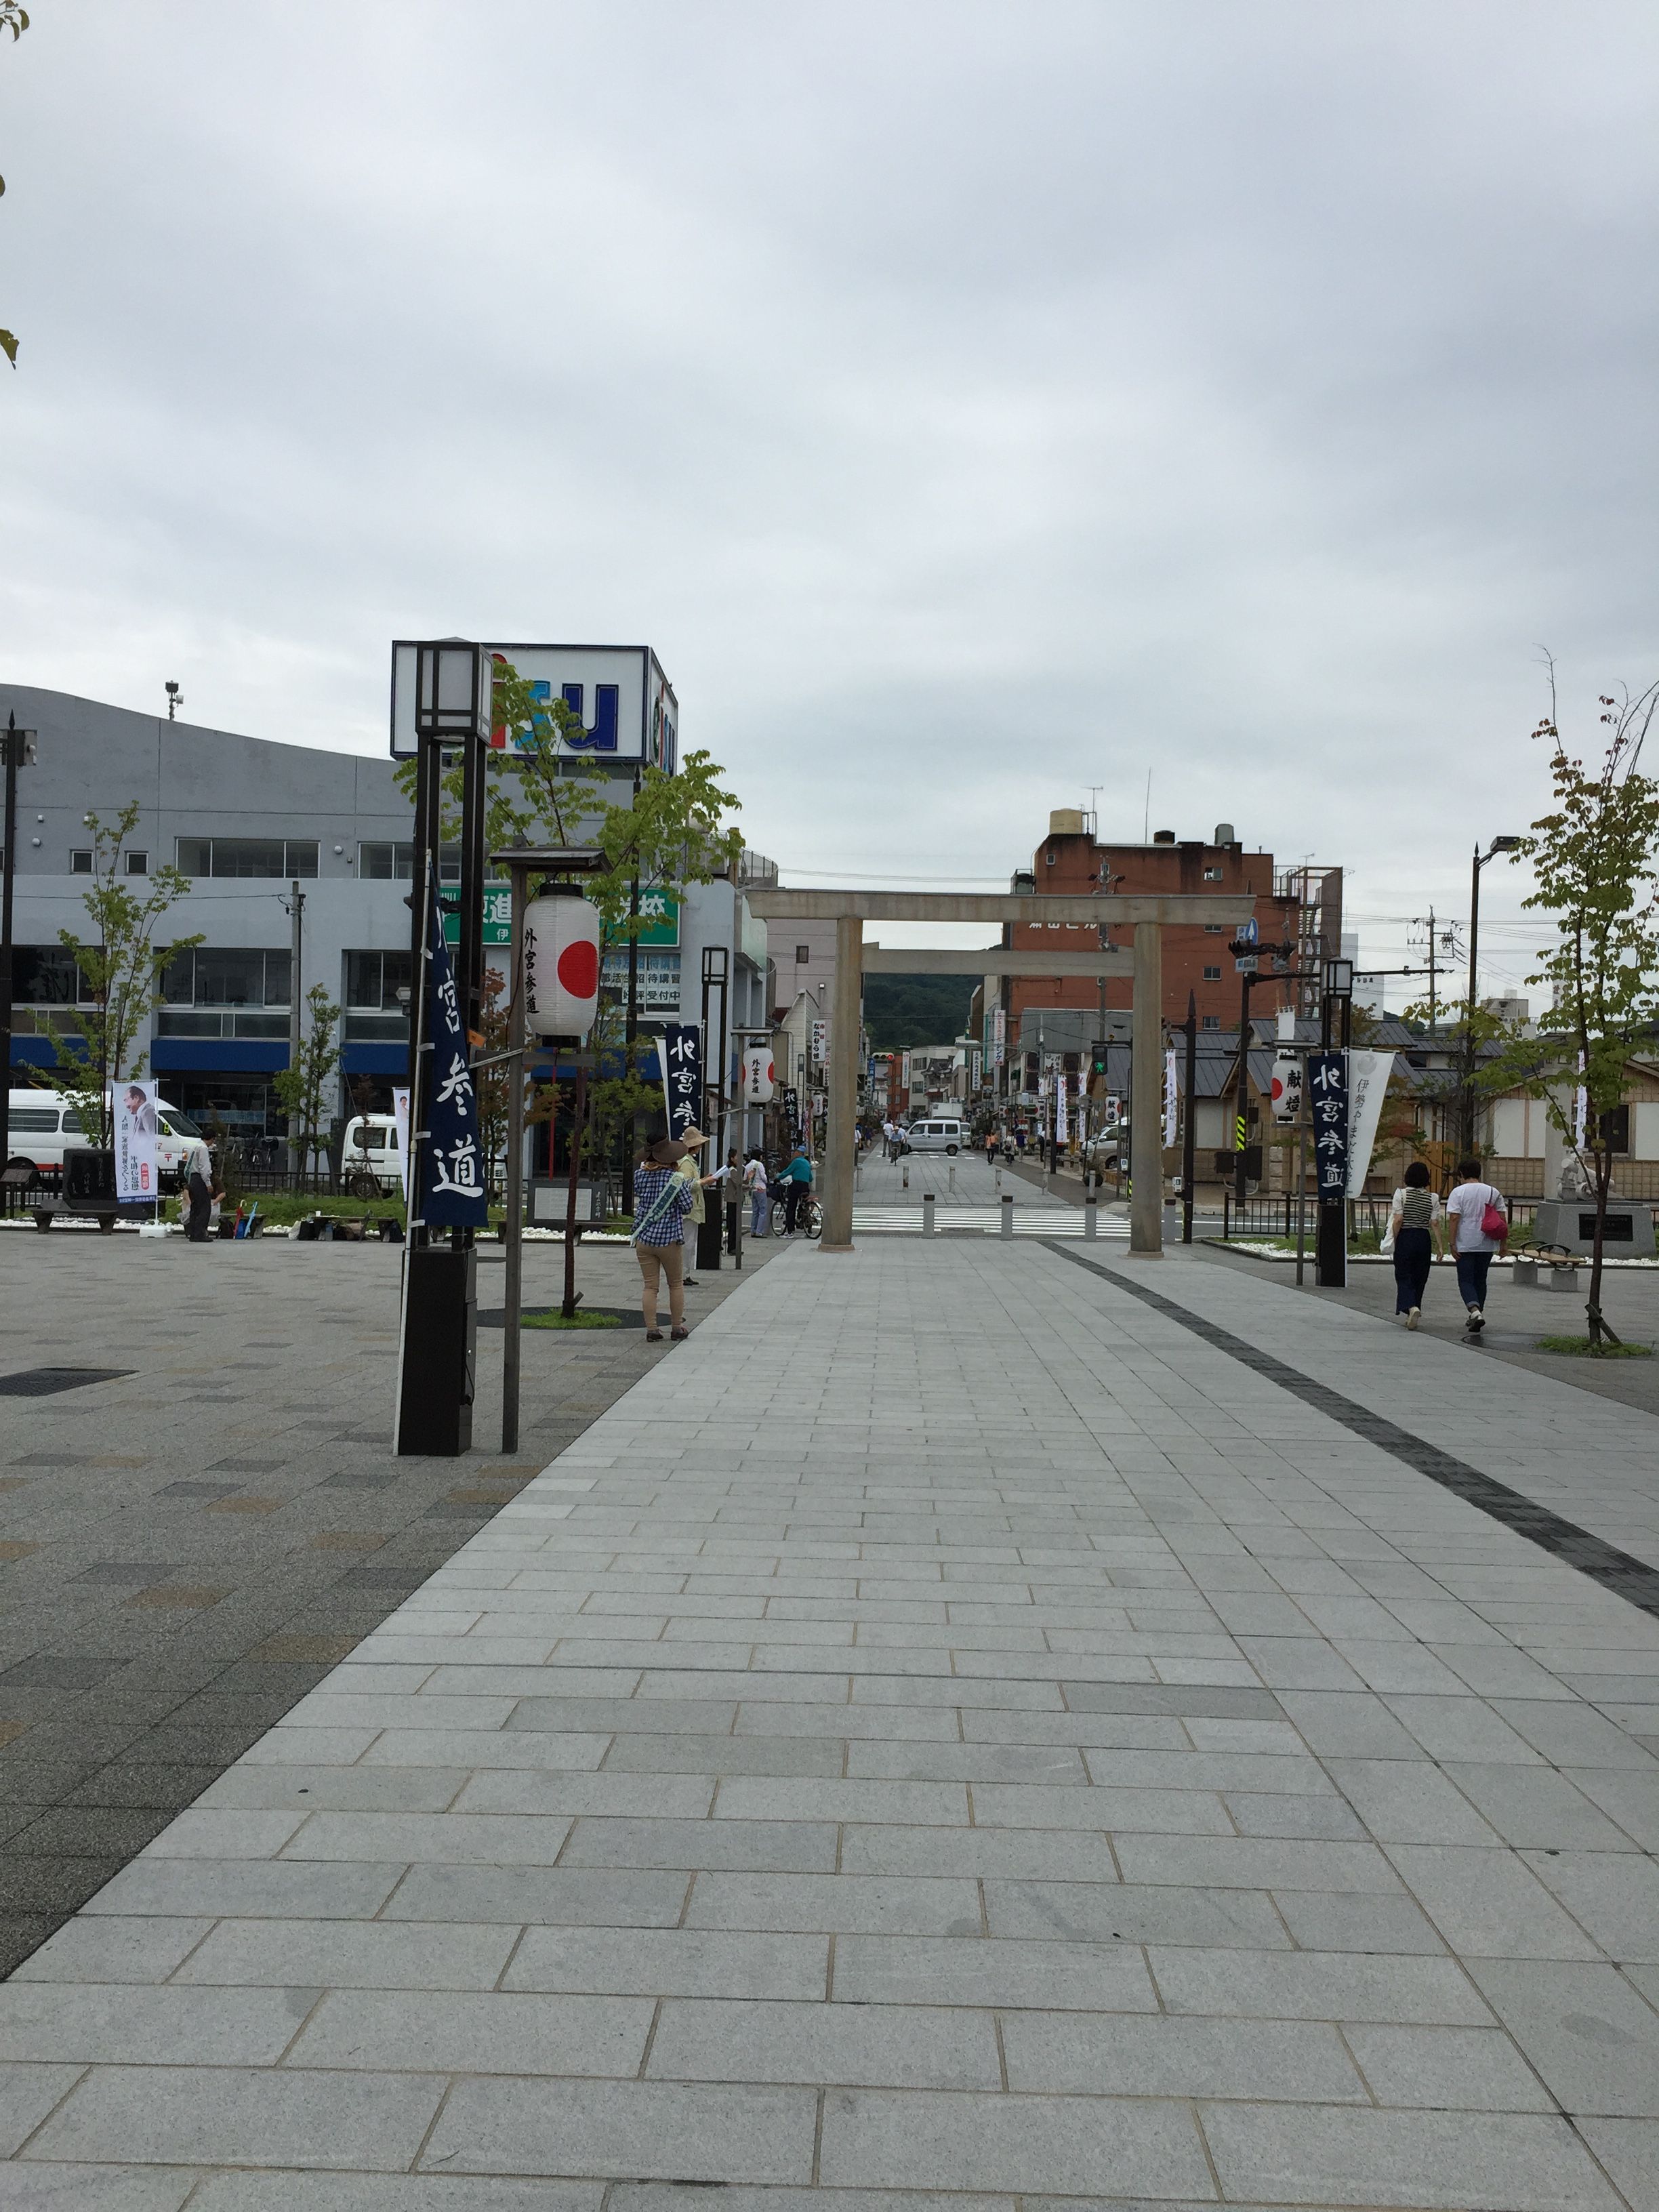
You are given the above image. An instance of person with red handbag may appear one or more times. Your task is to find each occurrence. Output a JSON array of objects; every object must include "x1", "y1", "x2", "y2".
[{"x1": 1444, "y1": 1159, "x2": 1509, "y2": 1334}]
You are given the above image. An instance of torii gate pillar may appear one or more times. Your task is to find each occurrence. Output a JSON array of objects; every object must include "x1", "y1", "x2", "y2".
[
  {"x1": 1128, "y1": 920, "x2": 1164, "y2": 1256},
  {"x1": 821, "y1": 913, "x2": 863, "y2": 1248}
]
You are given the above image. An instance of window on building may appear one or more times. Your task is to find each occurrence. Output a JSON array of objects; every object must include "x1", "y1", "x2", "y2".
[
  {"x1": 1600, "y1": 1105, "x2": 1631, "y2": 1154},
  {"x1": 795, "y1": 945, "x2": 811, "y2": 964},
  {"x1": 157, "y1": 948, "x2": 292, "y2": 1038},
  {"x1": 1202, "y1": 964, "x2": 1221, "y2": 981},
  {"x1": 1201, "y1": 1014, "x2": 1221, "y2": 1030},
  {"x1": 12, "y1": 945, "x2": 94, "y2": 1006},
  {"x1": 359, "y1": 842, "x2": 462, "y2": 883},
  {"x1": 1204, "y1": 922, "x2": 1225, "y2": 934},
  {"x1": 125, "y1": 851, "x2": 148, "y2": 876},
  {"x1": 70, "y1": 849, "x2": 93, "y2": 874},
  {"x1": 344, "y1": 949, "x2": 415, "y2": 1041},
  {"x1": 1203, "y1": 866, "x2": 1223, "y2": 882},
  {"x1": 176, "y1": 838, "x2": 319, "y2": 879}
]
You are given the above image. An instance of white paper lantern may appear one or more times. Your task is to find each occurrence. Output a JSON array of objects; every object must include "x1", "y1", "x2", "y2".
[
  {"x1": 743, "y1": 1047, "x2": 775, "y2": 1103},
  {"x1": 524, "y1": 893, "x2": 602, "y2": 1038}
]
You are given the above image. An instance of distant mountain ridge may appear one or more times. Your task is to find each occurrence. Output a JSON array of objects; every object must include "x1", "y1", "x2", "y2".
[{"x1": 863, "y1": 975, "x2": 977, "y2": 1054}]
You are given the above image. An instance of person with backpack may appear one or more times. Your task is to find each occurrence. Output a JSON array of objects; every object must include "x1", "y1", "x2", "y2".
[
  {"x1": 1445, "y1": 1158, "x2": 1509, "y2": 1334},
  {"x1": 1387, "y1": 1159, "x2": 1444, "y2": 1330}
]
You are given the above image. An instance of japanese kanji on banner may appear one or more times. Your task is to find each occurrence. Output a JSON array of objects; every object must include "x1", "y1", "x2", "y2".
[
  {"x1": 1307, "y1": 1051, "x2": 1349, "y2": 1210},
  {"x1": 419, "y1": 880, "x2": 488, "y2": 1229},
  {"x1": 656, "y1": 1022, "x2": 703, "y2": 1143}
]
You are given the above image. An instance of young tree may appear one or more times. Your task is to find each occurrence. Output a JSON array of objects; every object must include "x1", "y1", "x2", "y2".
[
  {"x1": 43, "y1": 804, "x2": 202, "y2": 1146},
  {"x1": 1490, "y1": 676, "x2": 1659, "y2": 1346},
  {"x1": 274, "y1": 983, "x2": 343, "y2": 1178}
]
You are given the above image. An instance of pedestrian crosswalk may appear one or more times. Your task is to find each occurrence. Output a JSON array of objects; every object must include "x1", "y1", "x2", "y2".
[{"x1": 851, "y1": 1206, "x2": 1128, "y2": 1237}]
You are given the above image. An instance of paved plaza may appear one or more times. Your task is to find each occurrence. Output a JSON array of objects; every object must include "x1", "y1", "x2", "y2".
[
  {"x1": 4, "y1": 1233, "x2": 1659, "y2": 2207},
  {"x1": 0, "y1": 1231, "x2": 775, "y2": 1978}
]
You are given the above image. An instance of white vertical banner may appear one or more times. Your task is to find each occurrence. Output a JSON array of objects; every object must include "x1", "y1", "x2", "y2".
[
  {"x1": 1344, "y1": 1050, "x2": 1395, "y2": 1199},
  {"x1": 114, "y1": 1081, "x2": 159, "y2": 1202},
  {"x1": 1163, "y1": 1048, "x2": 1179, "y2": 1147},
  {"x1": 1055, "y1": 1077, "x2": 1069, "y2": 1147},
  {"x1": 392, "y1": 1086, "x2": 411, "y2": 1200},
  {"x1": 1574, "y1": 1052, "x2": 1588, "y2": 1150}
]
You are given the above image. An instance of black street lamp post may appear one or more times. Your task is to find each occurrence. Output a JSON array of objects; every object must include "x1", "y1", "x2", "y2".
[{"x1": 0, "y1": 713, "x2": 38, "y2": 1181}]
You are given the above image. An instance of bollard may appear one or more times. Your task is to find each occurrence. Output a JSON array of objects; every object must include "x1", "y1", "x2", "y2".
[
  {"x1": 1084, "y1": 1194, "x2": 1097, "y2": 1240},
  {"x1": 922, "y1": 1191, "x2": 936, "y2": 1236},
  {"x1": 902, "y1": 1164, "x2": 909, "y2": 1190},
  {"x1": 948, "y1": 1163, "x2": 956, "y2": 1193},
  {"x1": 1000, "y1": 1193, "x2": 1015, "y2": 1240}
]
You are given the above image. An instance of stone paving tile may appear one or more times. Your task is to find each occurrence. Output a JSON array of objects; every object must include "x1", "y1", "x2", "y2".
[{"x1": 9, "y1": 1236, "x2": 1659, "y2": 2204}]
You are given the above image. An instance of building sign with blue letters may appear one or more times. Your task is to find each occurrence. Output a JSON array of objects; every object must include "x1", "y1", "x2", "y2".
[{"x1": 391, "y1": 642, "x2": 676, "y2": 771}]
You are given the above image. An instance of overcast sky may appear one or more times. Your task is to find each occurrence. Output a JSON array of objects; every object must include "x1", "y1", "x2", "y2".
[{"x1": 5, "y1": 2, "x2": 1657, "y2": 991}]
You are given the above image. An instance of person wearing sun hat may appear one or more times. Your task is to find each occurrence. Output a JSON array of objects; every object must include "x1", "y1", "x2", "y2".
[
  {"x1": 630, "y1": 1132, "x2": 697, "y2": 1339},
  {"x1": 671, "y1": 1125, "x2": 720, "y2": 1286}
]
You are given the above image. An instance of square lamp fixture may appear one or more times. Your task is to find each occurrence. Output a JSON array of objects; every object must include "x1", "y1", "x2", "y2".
[
  {"x1": 415, "y1": 639, "x2": 493, "y2": 745},
  {"x1": 1323, "y1": 958, "x2": 1355, "y2": 1000}
]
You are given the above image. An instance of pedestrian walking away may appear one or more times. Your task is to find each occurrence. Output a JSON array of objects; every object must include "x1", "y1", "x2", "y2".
[
  {"x1": 744, "y1": 1149, "x2": 769, "y2": 1237},
  {"x1": 1445, "y1": 1156, "x2": 1507, "y2": 1333},
  {"x1": 630, "y1": 1134, "x2": 697, "y2": 1340},
  {"x1": 983, "y1": 1127, "x2": 998, "y2": 1167},
  {"x1": 1388, "y1": 1159, "x2": 1443, "y2": 1328},
  {"x1": 778, "y1": 1142, "x2": 814, "y2": 1233}
]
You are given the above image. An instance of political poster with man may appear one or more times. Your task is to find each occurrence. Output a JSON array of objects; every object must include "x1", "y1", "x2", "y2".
[{"x1": 115, "y1": 1080, "x2": 159, "y2": 1203}]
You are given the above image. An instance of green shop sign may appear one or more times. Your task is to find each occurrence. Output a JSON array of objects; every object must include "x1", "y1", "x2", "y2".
[{"x1": 440, "y1": 886, "x2": 678, "y2": 951}]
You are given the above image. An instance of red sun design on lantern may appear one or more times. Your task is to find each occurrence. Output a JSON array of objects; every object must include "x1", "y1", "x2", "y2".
[{"x1": 556, "y1": 939, "x2": 600, "y2": 998}]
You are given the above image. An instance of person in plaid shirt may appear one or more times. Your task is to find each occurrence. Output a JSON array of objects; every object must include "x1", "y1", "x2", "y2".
[{"x1": 631, "y1": 1134, "x2": 697, "y2": 1340}]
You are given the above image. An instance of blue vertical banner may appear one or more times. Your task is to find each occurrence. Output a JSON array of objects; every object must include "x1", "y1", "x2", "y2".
[
  {"x1": 1309, "y1": 1051, "x2": 1349, "y2": 1210},
  {"x1": 657, "y1": 1022, "x2": 703, "y2": 1141},
  {"x1": 419, "y1": 878, "x2": 489, "y2": 1229}
]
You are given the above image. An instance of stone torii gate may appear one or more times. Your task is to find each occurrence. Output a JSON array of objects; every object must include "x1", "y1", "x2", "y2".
[{"x1": 745, "y1": 888, "x2": 1254, "y2": 1254}]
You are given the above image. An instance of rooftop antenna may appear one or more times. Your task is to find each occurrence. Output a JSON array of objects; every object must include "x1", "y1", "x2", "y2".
[
  {"x1": 1084, "y1": 785, "x2": 1101, "y2": 840},
  {"x1": 164, "y1": 680, "x2": 182, "y2": 722},
  {"x1": 1143, "y1": 770, "x2": 1151, "y2": 842}
]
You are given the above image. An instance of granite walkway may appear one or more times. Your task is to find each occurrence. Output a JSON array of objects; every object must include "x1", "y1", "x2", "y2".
[{"x1": 4, "y1": 1236, "x2": 1659, "y2": 2210}]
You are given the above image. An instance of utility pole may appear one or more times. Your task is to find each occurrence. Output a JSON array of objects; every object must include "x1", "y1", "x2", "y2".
[
  {"x1": 1180, "y1": 990, "x2": 1197, "y2": 1245},
  {"x1": 1465, "y1": 835, "x2": 1521, "y2": 1158},
  {"x1": 0, "y1": 714, "x2": 37, "y2": 1178},
  {"x1": 281, "y1": 880, "x2": 305, "y2": 1176}
]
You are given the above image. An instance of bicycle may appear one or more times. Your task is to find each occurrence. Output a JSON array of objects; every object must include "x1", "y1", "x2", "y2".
[{"x1": 772, "y1": 1191, "x2": 822, "y2": 1239}]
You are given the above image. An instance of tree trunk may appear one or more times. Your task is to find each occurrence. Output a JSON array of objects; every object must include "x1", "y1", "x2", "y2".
[{"x1": 1586, "y1": 1144, "x2": 1622, "y2": 1347}]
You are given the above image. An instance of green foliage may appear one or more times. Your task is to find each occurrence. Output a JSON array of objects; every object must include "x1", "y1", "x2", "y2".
[
  {"x1": 1487, "y1": 671, "x2": 1659, "y2": 1343},
  {"x1": 272, "y1": 983, "x2": 342, "y2": 1171},
  {"x1": 41, "y1": 805, "x2": 202, "y2": 1147},
  {"x1": 1535, "y1": 1334, "x2": 1653, "y2": 1359},
  {"x1": 863, "y1": 975, "x2": 977, "y2": 1053},
  {"x1": 523, "y1": 1308, "x2": 623, "y2": 1330}
]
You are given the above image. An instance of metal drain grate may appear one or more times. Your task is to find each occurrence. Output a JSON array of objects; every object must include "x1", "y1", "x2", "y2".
[{"x1": 0, "y1": 1367, "x2": 134, "y2": 1397}]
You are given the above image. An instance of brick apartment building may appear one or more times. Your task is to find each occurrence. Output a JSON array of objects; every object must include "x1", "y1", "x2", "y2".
[{"x1": 996, "y1": 808, "x2": 1342, "y2": 1041}]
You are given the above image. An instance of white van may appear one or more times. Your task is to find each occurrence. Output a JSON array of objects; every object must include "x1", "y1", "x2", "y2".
[
  {"x1": 5, "y1": 1089, "x2": 205, "y2": 1189},
  {"x1": 903, "y1": 1117, "x2": 966, "y2": 1155},
  {"x1": 341, "y1": 1114, "x2": 404, "y2": 1194}
]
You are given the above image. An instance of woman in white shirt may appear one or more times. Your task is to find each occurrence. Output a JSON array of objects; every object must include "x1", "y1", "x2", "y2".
[
  {"x1": 1444, "y1": 1157, "x2": 1508, "y2": 1334},
  {"x1": 1389, "y1": 1160, "x2": 1443, "y2": 1331}
]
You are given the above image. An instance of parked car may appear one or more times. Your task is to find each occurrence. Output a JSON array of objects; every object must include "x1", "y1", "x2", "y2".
[
  {"x1": 340, "y1": 1113, "x2": 405, "y2": 1195},
  {"x1": 903, "y1": 1117, "x2": 966, "y2": 1154},
  {"x1": 5, "y1": 1088, "x2": 205, "y2": 1191}
]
